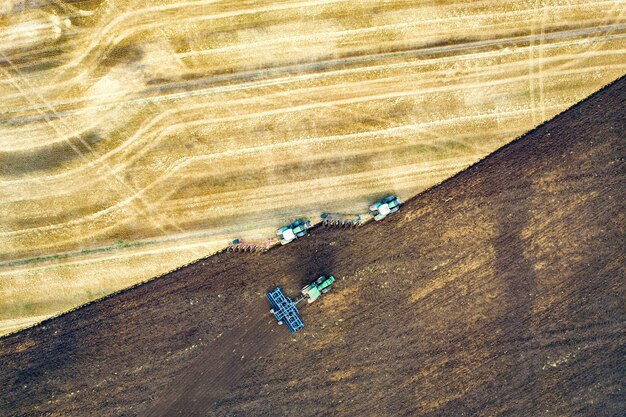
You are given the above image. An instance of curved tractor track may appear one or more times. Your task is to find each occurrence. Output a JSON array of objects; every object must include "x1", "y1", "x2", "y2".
[{"x1": 0, "y1": 75, "x2": 624, "y2": 417}]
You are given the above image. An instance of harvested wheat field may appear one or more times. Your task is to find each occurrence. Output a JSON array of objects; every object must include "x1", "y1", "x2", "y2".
[
  {"x1": 1, "y1": 0, "x2": 625, "y2": 335},
  {"x1": 0, "y1": 74, "x2": 624, "y2": 416}
]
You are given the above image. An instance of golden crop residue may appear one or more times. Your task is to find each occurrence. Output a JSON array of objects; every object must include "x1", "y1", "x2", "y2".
[{"x1": 329, "y1": 368, "x2": 356, "y2": 382}]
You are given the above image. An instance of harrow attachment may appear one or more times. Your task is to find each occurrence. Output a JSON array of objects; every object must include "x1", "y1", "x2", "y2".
[
  {"x1": 321, "y1": 212, "x2": 364, "y2": 228},
  {"x1": 227, "y1": 238, "x2": 276, "y2": 253},
  {"x1": 267, "y1": 287, "x2": 304, "y2": 333}
]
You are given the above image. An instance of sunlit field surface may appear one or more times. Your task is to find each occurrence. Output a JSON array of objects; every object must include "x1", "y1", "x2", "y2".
[{"x1": 1, "y1": 0, "x2": 624, "y2": 335}]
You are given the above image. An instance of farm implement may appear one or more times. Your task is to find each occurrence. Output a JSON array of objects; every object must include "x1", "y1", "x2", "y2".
[
  {"x1": 227, "y1": 238, "x2": 276, "y2": 253},
  {"x1": 320, "y1": 212, "x2": 363, "y2": 227},
  {"x1": 267, "y1": 275, "x2": 335, "y2": 333}
]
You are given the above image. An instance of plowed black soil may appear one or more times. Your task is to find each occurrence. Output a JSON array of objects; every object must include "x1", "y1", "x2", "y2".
[{"x1": 1, "y1": 76, "x2": 624, "y2": 417}]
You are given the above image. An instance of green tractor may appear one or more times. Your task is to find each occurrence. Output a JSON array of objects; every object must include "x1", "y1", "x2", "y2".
[
  {"x1": 301, "y1": 275, "x2": 335, "y2": 304},
  {"x1": 267, "y1": 275, "x2": 336, "y2": 333}
]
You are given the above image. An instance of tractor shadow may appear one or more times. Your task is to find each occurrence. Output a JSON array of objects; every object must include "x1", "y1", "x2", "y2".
[{"x1": 278, "y1": 224, "x2": 341, "y2": 290}]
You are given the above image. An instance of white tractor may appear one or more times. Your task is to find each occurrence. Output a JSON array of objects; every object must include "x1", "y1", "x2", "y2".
[
  {"x1": 369, "y1": 195, "x2": 401, "y2": 221},
  {"x1": 276, "y1": 219, "x2": 311, "y2": 245}
]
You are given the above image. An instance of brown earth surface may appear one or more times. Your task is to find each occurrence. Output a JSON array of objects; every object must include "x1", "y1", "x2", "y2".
[{"x1": 0, "y1": 76, "x2": 624, "y2": 416}]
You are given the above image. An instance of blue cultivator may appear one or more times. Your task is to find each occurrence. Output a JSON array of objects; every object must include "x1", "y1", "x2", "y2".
[
  {"x1": 266, "y1": 287, "x2": 304, "y2": 333},
  {"x1": 267, "y1": 276, "x2": 335, "y2": 334}
]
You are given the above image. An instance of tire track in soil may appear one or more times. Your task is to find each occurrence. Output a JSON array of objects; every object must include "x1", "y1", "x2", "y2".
[{"x1": 143, "y1": 302, "x2": 279, "y2": 417}]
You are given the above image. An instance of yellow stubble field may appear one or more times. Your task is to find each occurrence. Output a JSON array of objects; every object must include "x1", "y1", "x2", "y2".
[{"x1": 1, "y1": 0, "x2": 624, "y2": 335}]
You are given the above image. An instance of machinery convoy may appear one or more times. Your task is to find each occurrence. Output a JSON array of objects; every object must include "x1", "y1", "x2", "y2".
[
  {"x1": 230, "y1": 196, "x2": 401, "y2": 251},
  {"x1": 261, "y1": 196, "x2": 401, "y2": 333},
  {"x1": 222, "y1": 196, "x2": 402, "y2": 332},
  {"x1": 224, "y1": 196, "x2": 401, "y2": 333},
  {"x1": 267, "y1": 276, "x2": 336, "y2": 333}
]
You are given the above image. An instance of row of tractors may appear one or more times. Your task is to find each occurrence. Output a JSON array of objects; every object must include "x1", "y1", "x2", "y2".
[
  {"x1": 261, "y1": 195, "x2": 402, "y2": 334},
  {"x1": 228, "y1": 195, "x2": 401, "y2": 251}
]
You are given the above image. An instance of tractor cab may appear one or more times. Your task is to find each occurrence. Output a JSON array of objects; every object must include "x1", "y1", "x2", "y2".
[
  {"x1": 301, "y1": 275, "x2": 335, "y2": 303},
  {"x1": 276, "y1": 219, "x2": 311, "y2": 245},
  {"x1": 369, "y1": 195, "x2": 401, "y2": 221}
]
